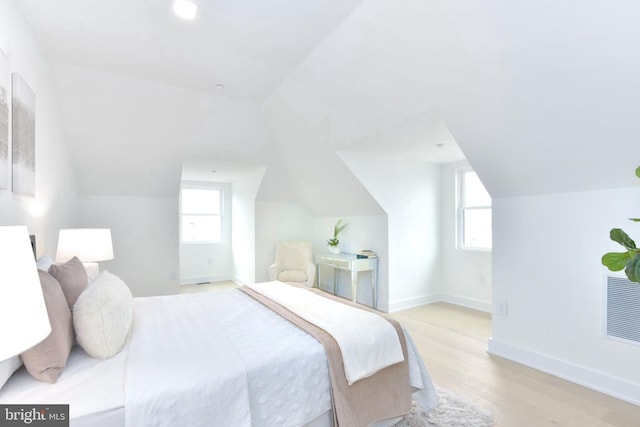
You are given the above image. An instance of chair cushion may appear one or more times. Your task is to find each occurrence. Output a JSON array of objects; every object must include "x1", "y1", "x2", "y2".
[
  {"x1": 278, "y1": 270, "x2": 308, "y2": 282},
  {"x1": 275, "y1": 241, "x2": 312, "y2": 271}
]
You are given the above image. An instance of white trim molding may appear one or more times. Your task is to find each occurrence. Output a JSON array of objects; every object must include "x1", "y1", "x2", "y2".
[
  {"x1": 438, "y1": 293, "x2": 492, "y2": 313},
  {"x1": 179, "y1": 274, "x2": 231, "y2": 286},
  {"x1": 388, "y1": 294, "x2": 441, "y2": 313},
  {"x1": 388, "y1": 293, "x2": 492, "y2": 313},
  {"x1": 488, "y1": 338, "x2": 640, "y2": 407}
]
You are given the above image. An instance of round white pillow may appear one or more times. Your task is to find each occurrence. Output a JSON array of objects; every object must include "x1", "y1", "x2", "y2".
[{"x1": 73, "y1": 271, "x2": 133, "y2": 359}]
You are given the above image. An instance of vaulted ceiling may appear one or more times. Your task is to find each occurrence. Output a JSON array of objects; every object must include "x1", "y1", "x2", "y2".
[{"x1": 17, "y1": 0, "x2": 640, "y2": 213}]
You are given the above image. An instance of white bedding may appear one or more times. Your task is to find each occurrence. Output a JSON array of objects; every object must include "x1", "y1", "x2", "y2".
[
  {"x1": 126, "y1": 290, "x2": 332, "y2": 427},
  {"x1": 0, "y1": 345, "x2": 127, "y2": 427},
  {"x1": 247, "y1": 281, "x2": 404, "y2": 385},
  {"x1": 0, "y1": 287, "x2": 437, "y2": 427}
]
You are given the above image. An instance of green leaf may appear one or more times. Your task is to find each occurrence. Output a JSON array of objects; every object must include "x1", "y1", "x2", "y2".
[
  {"x1": 602, "y1": 252, "x2": 632, "y2": 271},
  {"x1": 624, "y1": 253, "x2": 640, "y2": 283},
  {"x1": 630, "y1": 218, "x2": 640, "y2": 222},
  {"x1": 610, "y1": 228, "x2": 637, "y2": 250},
  {"x1": 333, "y1": 219, "x2": 348, "y2": 238},
  {"x1": 635, "y1": 166, "x2": 640, "y2": 179}
]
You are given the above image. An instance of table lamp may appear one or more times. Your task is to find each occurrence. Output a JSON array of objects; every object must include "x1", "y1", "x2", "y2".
[
  {"x1": 0, "y1": 226, "x2": 51, "y2": 362},
  {"x1": 56, "y1": 228, "x2": 114, "y2": 282}
]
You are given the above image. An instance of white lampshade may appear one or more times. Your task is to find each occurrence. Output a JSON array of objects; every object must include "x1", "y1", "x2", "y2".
[
  {"x1": 56, "y1": 228, "x2": 114, "y2": 263},
  {"x1": 0, "y1": 226, "x2": 51, "y2": 362}
]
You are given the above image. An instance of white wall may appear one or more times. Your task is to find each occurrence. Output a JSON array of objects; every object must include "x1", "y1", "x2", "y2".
[
  {"x1": 77, "y1": 195, "x2": 179, "y2": 297},
  {"x1": 179, "y1": 183, "x2": 232, "y2": 285},
  {"x1": 338, "y1": 149, "x2": 440, "y2": 312},
  {"x1": 231, "y1": 167, "x2": 267, "y2": 284},
  {"x1": 0, "y1": 1, "x2": 77, "y2": 254},
  {"x1": 490, "y1": 187, "x2": 640, "y2": 405},
  {"x1": 255, "y1": 201, "x2": 314, "y2": 283},
  {"x1": 439, "y1": 161, "x2": 492, "y2": 312}
]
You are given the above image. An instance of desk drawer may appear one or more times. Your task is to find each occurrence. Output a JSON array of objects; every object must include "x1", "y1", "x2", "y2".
[{"x1": 317, "y1": 256, "x2": 350, "y2": 269}]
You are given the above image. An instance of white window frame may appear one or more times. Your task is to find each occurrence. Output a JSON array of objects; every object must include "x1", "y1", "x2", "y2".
[
  {"x1": 180, "y1": 183, "x2": 224, "y2": 245},
  {"x1": 456, "y1": 168, "x2": 492, "y2": 251}
]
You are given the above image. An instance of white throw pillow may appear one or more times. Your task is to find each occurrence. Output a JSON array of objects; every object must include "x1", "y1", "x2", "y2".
[{"x1": 73, "y1": 271, "x2": 133, "y2": 359}]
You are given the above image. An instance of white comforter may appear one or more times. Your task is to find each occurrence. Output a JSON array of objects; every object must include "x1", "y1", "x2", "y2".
[
  {"x1": 247, "y1": 281, "x2": 404, "y2": 385},
  {"x1": 125, "y1": 290, "x2": 332, "y2": 427},
  {"x1": 1, "y1": 287, "x2": 437, "y2": 427}
]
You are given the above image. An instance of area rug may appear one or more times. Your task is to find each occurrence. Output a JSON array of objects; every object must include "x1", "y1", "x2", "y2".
[{"x1": 394, "y1": 387, "x2": 495, "y2": 427}]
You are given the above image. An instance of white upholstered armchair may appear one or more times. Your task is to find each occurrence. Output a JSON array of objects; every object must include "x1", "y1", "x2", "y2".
[{"x1": 268, "y1": 241, "x2": 316, "y2": 288}]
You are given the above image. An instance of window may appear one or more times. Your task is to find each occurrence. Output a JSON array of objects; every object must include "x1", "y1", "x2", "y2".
[
  {"x1": 457, "y1": 169, "x2": 492, "y2": 249},
  {"x1": 180, "y1": 187, "x2": 222, "y2": 243}
]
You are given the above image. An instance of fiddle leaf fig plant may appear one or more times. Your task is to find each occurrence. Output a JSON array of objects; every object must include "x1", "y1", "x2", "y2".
[
  {"x1": 327, "y1": 219, "x2": 348, "y2": 248},
  {"x1": 601, "y1": 166, "x2": 640, "y2": 282}
]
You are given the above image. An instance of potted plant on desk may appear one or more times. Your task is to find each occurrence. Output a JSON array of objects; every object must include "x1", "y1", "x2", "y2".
[{"x1": 327, "y1": 219, "x2": 348, "y2": 254}]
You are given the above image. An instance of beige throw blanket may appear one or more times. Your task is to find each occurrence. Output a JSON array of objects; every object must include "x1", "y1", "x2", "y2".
[{"x1": 240, "y1": 284, "x2": 411, "y2": 427}]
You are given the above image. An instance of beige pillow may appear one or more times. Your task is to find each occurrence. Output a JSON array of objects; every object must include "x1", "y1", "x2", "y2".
[
  {"x1": 49, "y1": 256, "x2": 88, "y2": 309},
  {"x1": 21, "y1": 271, "x2": 75, "y2": 383},
  {"x1": 278, "y1": 270, "x2": 308, "y2": 282}
]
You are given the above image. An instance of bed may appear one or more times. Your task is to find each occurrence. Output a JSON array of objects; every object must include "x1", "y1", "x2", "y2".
[{"x1": 1, "y1": 272, "x2": 437, "y2": 427}]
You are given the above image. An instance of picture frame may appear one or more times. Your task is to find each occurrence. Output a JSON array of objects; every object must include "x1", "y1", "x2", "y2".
[
  {"x1": 11, "y1": 73, "x2": 35, "y2": 196},
  {"x1": 0, "y1": 51, "x2": 9, "y2": 190}
]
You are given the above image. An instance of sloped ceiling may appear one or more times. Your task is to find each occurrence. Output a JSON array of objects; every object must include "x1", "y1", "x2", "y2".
[
  {"x1": 265, "y1": 0, "x2": 640, "y2": 199},
  {"x1": 19, "y1": 0, "x2": 365, "y2": 100},
  {"x1": 18, "y1": 0, "x2": 640, "y2": 208}
]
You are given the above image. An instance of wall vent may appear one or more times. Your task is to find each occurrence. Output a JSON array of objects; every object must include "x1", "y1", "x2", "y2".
[{"x1": 605, "y1": 275, "x2": 640, "y2": 345}]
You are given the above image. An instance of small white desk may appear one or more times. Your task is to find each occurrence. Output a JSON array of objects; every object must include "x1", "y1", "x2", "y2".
[{"x1": 315, "y1": 253, "x2": 378, "y2": 308}]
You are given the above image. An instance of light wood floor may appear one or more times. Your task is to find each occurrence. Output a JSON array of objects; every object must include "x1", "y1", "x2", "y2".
[
  {"x1": 183, "y1": 283, "x2": 640, "y2": 426},
  {"x1": 392, "y1": 303, "x2": 640, "y2": 427}
]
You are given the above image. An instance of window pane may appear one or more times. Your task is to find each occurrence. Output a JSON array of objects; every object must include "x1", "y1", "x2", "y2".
[
  {"x1": 463, "y1": 171, "x2": 491, "y2": 207},
  {"x1": 181, "y1": 215, "x2": 221, "y2": 243},
  {"x1": 181, "y1": 189, "x2": 220, "y2": 214},
  {"x1": 463, "y1": 208, "x2": 492, "y2": 248}
]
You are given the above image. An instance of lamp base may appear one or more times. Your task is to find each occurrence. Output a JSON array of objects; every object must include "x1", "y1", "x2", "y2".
[{"x1": 83, "y1": 262, "x2": 100, "y2": 283}]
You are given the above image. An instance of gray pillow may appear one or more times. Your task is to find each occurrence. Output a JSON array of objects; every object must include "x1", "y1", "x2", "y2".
[
  {"x1": 49, "y1": 256, "x2": 88, "y2": 309},
  {"x1": 21, "y1": 271, "x2": 75, "y2": 383}
]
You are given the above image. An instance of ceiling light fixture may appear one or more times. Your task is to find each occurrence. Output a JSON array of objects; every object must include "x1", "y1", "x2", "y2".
[{"x1": 173, "y1": 0, "x2": 197, "y2": 20}]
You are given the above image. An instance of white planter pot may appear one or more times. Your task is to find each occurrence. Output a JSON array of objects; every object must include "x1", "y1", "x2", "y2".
[{"x1": 329, "y1": 246, "x2": 340, "y2": 254}]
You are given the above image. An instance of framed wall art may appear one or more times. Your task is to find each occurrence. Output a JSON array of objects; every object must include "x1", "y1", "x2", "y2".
[
  {"x1": 0, "y1": 51, "x2": 9, "y2": 190},
  {"x1": 11, "y1": 73, "x2": 35, "y2": 196}
]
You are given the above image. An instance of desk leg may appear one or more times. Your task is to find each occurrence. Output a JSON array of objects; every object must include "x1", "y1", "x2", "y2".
[
  {"x1": 332, "y1": 267, "x2": 337, "y2": 296},
  {"x1": 351, "y1": 272, "x2": 358, "y2": 303},
  {"x1": 371, "y1": 268, "x2": 377, "y2": 308}
]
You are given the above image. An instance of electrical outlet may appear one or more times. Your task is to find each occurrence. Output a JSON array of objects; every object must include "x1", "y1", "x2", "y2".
[
  {"x1": 497, "y1": 301, "x2": 508, "y2": 316},
  {"x1": 480, "y1": 274, "x2": 486, "y2": 286}
]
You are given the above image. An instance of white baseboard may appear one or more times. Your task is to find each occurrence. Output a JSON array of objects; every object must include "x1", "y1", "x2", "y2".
[
  {"x1": 180, "y1": 274, "x2": 232, "y2": 285},
  {"x1": 438, "y1": 293, "x2": 492, "y2": 313},
  {"x1": 388, "y1": 294, "x2": 441, "y2": 312},
  {"x1": 388, "y1": 292, "x2": 491, "y2": 313},
  {"x1": 231, "y1": 275, "x2": 247, "y2": 286},
  {"x1": 488, "y1": 338, "x2": 640, "y2": 407}
]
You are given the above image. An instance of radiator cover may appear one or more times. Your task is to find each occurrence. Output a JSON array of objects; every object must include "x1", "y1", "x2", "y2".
[{"x1": 605, "y1": 275, "x2": 640, "y2": 345}]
